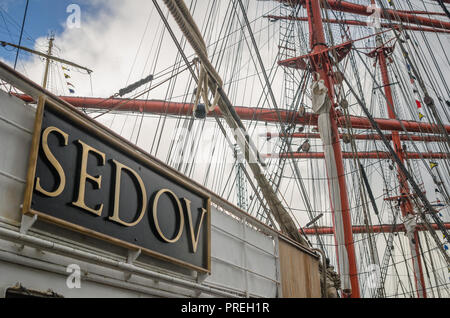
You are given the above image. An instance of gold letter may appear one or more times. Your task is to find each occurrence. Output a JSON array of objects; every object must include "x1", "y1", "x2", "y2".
[
  {"x1": 72, "y1": 140, "x2": 105, "y2": 216},
  {"x1": 152, "y1": 189, "x2": 184, "y2": 243},
  {"x1": 109, "y1": 160, "x2": 147, "y2": 227},
  {"x1": 35, "y1": 126, "x2": 68, "y2": 197},
  {"x1": 182, "y1": 198, "x2": 208, "y2": 253}
]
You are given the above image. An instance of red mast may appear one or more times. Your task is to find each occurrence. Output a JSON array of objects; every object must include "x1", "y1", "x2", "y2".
[
  {"x1": 374, "y1": 32, "x2": 427, "y2": 298},
  {"x1": 303, "y1": 0, "x2": 360, "y2": 297}
]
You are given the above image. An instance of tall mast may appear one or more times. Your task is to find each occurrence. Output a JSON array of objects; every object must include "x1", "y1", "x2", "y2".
[
  {"x1": 1, "y1": 35, "x2": 92, "y2": 92},
  {"x1": 372, "y1": 11, "x2": 427, "y2": 297},
  {"x1": 42, "y1": 35, "x2": 54, "y2": 90},
  {"x1": 303, "y1": 0, "x2": 360, "y2": 297}
]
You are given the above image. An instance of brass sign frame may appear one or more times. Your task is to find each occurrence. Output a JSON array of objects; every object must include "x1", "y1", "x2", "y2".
[{"x1": 22, "y1": 96, "x2": 211, "y2": 274}]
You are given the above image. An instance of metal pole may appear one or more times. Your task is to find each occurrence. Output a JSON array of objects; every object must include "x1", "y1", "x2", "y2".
[
  {"x1": 305, "y1": 0, "x2": 360, "y2": 298},
  {"x1": 265, "y1": 15, "x2": 450, "y2": 34},
  {"x1": 376, "y1": 35, "x2": 427, "y2": 298},
  {"x1": 268, "y1": 152, "x2": 450, "y2": 160},
  {"x1": 266, "y1": 132, "x2": 446, "y2": 142},
  {"x1": 302, "y1": 223, "x2": 450, "y2": 235},
  {"x1": 42, "y1": 36, "x2": 54, "y2": 90},
  {"x1": 16, "y1": 95, "x2": 450, "y2": 134}
]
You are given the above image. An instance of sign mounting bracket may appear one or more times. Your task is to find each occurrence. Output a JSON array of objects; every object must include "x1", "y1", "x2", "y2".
[
  {"x1": 20, "y1": 214, "x2": 38, "y2": 235},
  {"x1": 124, "y1": 248, "x2": 141, "y2": 281}
]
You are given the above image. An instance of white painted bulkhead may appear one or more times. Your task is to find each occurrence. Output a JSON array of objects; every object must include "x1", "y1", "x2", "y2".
[{"x1": 0, "y1": 90, "x2": 289, "y2": 298}]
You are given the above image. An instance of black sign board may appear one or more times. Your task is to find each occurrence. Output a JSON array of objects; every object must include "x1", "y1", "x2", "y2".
[{"x1": 23, "y1": 98, "x2": 211, "y2": 273}]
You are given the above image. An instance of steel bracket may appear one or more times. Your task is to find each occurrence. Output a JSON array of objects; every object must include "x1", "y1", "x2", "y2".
[
  {"x1": 124, "y1": 249, "x2": 141, "y2": 281},
  {"x1": 20, "y1": 214, "x2": 38, "y2": 235}
]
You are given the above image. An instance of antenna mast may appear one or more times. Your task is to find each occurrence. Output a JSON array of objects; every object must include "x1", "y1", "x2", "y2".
[{"x1": 42, "y1": 35, "x2": 54, "y2": 90}]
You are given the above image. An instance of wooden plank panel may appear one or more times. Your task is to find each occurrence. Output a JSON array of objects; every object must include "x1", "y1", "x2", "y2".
[{"x1": 279, "y1": 239, "x2": 321, "y2": 298}]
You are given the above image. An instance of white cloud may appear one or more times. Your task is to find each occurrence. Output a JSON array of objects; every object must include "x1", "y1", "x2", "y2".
[{"x1": 15, "y1": 0, "x2": 189, "y2": 98}]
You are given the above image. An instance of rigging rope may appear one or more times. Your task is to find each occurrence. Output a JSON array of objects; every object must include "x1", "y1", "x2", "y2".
[
  {"x1": 160, "y1": 0, "x2": 311, "y2": 245},
  {"x1": 12, "y1": 0, "x2": 29, "y2": 71}
]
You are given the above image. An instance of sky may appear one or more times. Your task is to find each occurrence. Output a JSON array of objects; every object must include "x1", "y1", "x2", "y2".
[
  {"x1": 0, "y1": 0, "x2": 172, "y2": 97},
  {"x1": 0, "y1": 0, "x2": 102, "y2": 60},
  {"x1": 0, "y1": 0, "x2": 76, "y2": 40}
]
